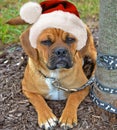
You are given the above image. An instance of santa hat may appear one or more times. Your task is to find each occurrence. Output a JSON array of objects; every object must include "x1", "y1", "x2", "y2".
[{"x1": 20, "y1": 0, "x2": 87, "y2": 50}]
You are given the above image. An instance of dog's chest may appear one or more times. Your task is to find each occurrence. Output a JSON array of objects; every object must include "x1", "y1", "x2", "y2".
[{"x1": 45, "y1": 72, "x2": 67, "y2": 100}]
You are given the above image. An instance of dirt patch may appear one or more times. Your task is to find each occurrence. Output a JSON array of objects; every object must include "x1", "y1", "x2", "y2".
[{"x1": 0, "y1": 29, "x2": 117, "y2": 130}]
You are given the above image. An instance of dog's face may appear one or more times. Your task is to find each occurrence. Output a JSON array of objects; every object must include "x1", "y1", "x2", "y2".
[{"x1": 36, "y1": 28, "x2": 78, "y2": 70}]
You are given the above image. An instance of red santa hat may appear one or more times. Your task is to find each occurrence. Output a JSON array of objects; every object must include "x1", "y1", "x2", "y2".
[{"x1": 20, "y1": 0, "x2": 87, "y2": 50}]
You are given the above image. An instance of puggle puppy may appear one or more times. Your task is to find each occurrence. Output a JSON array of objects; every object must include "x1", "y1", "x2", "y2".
[{"x1": 7, "y1": 0, "x2": 97, "y2": 129}]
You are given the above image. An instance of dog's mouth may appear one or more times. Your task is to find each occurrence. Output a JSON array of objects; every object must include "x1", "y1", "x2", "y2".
[
  {"x1": 47, "y1": 47, "x2": 73, "y2": 70},
  {"x1": 56, "y1": 57, "x2": 73, "y2": 69},
  {"x1": 47, "y1": 56, "x2": 73, "y2": 70}
]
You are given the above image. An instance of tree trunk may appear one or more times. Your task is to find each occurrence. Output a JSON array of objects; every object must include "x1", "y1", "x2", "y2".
[{"x1": 95, "y1": 0, "x2": 117, "y2": 109}]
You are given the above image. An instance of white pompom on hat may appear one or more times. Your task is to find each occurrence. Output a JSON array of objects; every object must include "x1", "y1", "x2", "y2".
[
  {"x1": 20, "y1": 0, "x2": 87, "y2": 50},
  {"x1": 20, "y1": 2, "x2": 42, "y2": 24}
]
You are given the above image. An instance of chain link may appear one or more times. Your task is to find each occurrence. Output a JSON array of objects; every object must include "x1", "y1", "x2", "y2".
[{"x1": 51, "y1": 76, "x2": 95, "y2": 93}]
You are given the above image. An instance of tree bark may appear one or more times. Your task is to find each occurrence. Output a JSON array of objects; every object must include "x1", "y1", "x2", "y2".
[{"x1": 95, "y1": 0, "x2": 117, "y2": 108}]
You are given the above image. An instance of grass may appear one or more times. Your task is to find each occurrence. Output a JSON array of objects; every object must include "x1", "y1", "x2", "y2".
[{"x1": 0, "y1": 0, "x2": 99, "y2": 45}]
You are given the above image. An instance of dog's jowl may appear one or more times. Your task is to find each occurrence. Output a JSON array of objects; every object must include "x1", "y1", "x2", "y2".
[{"x1": 7, "y1": 0, "x2": 97, "y2": 129}]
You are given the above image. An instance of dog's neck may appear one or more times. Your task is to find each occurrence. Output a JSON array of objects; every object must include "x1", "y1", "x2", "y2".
[
  {"x1": 28, "y1": 56, "x2": 88, "y2": 87},
  {"x1": 29, "y1": 57, "x2": 74, "y2": 79}
]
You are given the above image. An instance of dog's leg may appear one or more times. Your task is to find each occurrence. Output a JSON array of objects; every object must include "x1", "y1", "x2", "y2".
[
  {"x1": 23, "y1": 90, "x2": 58, "y2": 130},
  {"x1": 59, "y1": 87, "x2": 89, "y2": 129}
]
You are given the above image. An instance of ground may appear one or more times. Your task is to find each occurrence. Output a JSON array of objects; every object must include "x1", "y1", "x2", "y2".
[{"x1": 0, "y1": 26, "x2": 117, "y2": 130}]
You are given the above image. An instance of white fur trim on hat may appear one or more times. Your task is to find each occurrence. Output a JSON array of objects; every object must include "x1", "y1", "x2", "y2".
[
  {"x1": 20, "y1": 2, "x2": 42, "y2": 24},
  {"x1": 29, "y1": 11, "x2": 87, "y2": 50}
]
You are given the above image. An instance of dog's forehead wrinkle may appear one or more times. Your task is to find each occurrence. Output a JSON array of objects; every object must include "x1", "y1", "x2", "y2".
[
  {"x1": 55, "y1": 28, "x2": 65, "y2": 36},
  {"x1": 43, "y1": 28, "x2": 68, "y2": 38},
  {"x1": 54, "y1": 28, "x2": 73, "y2": 40}
]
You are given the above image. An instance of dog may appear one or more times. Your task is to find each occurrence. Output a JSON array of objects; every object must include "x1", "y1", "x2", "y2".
[{"x1": 7, "y1": 1, "x2": 97, "y2": 129}]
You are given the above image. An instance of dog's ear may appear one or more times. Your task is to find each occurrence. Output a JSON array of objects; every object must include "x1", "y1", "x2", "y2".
[
  {"x1": 20, "y1": 28, "x2": 39, "y2": 62},
  {"x1": 79, "y1": 25, "x2": 97, "y2": 78},
  {"x1": 80, "y1": 25, "x2": 97, "y2": 62},
  {"x1": 6, "y1": 16, "x2": 27, "y2": 25}
]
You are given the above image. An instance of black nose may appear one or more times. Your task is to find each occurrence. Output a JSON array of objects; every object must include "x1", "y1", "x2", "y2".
[{"x1": 54, "y1": 47, "x2": 68, "y2": 57}]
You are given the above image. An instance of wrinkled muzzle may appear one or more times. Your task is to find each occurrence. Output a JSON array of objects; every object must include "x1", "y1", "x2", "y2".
[{"x1": 47, "y1": 47, "x2": 73, "y2": 70}]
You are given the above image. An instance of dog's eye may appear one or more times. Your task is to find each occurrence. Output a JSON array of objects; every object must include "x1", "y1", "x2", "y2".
[
  {"x1": 65, "y1": 36, "x2": 76, "y2": 44},
  {"x1": 41, "y1": 39, "x2": 53, "y2": 46}
]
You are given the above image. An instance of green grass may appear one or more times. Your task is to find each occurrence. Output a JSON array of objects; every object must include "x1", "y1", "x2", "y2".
[
  {"x1": 70, "y1": 0, "x2": 99, "y2": 20},
  {"x1": 0, "y1": 0, "x2": 99, "y2": 45}
]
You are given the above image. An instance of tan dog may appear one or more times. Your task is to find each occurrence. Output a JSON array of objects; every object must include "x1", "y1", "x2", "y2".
[{"x1": 7, "y1": 1, "x2": 97, "y2": 130}]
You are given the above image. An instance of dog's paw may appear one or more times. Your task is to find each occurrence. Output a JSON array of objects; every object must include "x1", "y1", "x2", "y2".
[
  {"x1": 40, "y1": 118, "x2": 58, "y2": 130},
  {"x1": 38, "y1": 109, "x2": 58, "y2": 130},
  {"x1": 59, "y1": 109, "x2": 77, "y2": 130}
]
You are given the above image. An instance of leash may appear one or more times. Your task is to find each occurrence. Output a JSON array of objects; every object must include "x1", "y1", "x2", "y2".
[
  {"x1": 90, "y1": 85, "x2": 117, "y2": 114},
  {"x1": 90, "y1": 77, "x2": 117, "y2": 114},
  {"x1": 97, "y1": 52, "x2": 117, "y2": 70},
  {"x1": 94, "y1": 78, "x2": 117, "y2": 94},
  {"x1": 90, "y1": 52, "x2": 117, "y2": 114}
]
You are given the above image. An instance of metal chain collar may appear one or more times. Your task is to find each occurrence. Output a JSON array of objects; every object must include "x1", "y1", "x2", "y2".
[
  {"x1": 51, "y1": 76, "x2": 95, "y2": 93},
  {"x1": 97, "y1": 52, "x2": 117, "y2": 70},
  {"x1": 39, "y1": 70, "x2": 95, "y2": 93}
]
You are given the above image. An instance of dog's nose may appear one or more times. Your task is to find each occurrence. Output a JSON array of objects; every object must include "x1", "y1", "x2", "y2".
[{"x1": 54, "y1": 48, "x2": 68, "y2": 57}]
